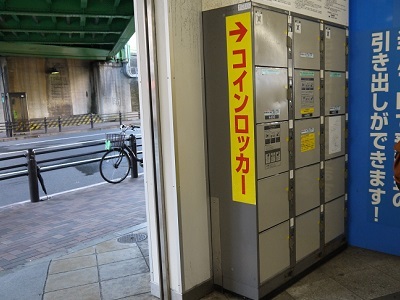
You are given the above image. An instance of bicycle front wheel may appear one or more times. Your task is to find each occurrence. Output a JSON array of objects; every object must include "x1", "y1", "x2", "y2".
[{"x1": 100, "y1": 148, "x2": 131, "y2": 184}]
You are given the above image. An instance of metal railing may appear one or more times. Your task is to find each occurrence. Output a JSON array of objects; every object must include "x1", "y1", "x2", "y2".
[
  {"x1": 0, "y1": 134, "x2": 142, "y2": 202},
  {"x1": 0, "y1": 111, "x2": 140, "y2": 138}
]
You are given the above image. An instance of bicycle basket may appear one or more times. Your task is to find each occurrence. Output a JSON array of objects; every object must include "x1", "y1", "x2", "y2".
[{"x1": 105, "y1": 133, "x2": 125, "y2": 150}]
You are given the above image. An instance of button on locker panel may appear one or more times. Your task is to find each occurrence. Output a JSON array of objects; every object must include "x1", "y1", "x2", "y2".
[
  {"x1": 295, "y1": 163, "x2": 320, "y2": 215},
  {"x1": 293, "y1": 17, "x2": 320, "y2": 70},
  {"x1": 325, "y1": 71, "x2": 346, "y2": 115},
  {"x1": 294, "y1": 70, "x2": 320, "y2": 119},
  {"x1": 254, "y1": 8, "x2": 288, "y2": 68},
  {"x1": 255, "y1": 67, "x2": 288, "y2": 123},
  {"x1": 259, "y1": 221, "x2": 290, "y2": 283},
  {"x1": 325, "y1": 115, "x2": 346, "y2": 160},
  {"x1": 296, "y1": 208, "x2": 320, "y2": 262},
  {"x1": 325, "y1": 196, "x2": 345, "y2": 243},
  {"x1": 324, "y1": 25, "x2": 346, "y2": 72},
  {"x1": 325, "y1": 156, "x2": 345, "y2": 203},
  {"x1": 294, "y1": 118, "x2": 320, "y2": 169},
  {"x1": 257, "y1": 122, "x2": 289, "y2": 179},
  {"x1": 258, "y1": 172, "x2": 289, "y2": 232}
]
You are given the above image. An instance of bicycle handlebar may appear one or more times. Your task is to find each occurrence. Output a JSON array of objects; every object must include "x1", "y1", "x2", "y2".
[{"x1": 120, "y1": 124, "x2": 140, "y2": 132}]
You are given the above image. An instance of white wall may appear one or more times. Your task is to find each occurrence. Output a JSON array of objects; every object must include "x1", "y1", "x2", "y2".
[
  {"x1": 137, "y1": 0, "x2": 212, "y2": 297},
  {"x1": 166, "y1": 0, "x2": 211, "y2": 292}
]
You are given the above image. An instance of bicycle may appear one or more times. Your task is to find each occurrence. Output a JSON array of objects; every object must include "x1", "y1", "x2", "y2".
[{"x1": 99, "y1": 124, "x2": 143, "y2": 184}]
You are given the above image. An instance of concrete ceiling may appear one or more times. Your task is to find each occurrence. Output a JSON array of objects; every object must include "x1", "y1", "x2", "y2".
[{"x1": 0, "y1": 0, "x2": 135, "y2": 60}]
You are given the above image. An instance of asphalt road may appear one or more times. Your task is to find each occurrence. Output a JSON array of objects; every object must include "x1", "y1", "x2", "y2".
[{"x1": 0, "y1": 128, "x2": 143, "y2": 207}]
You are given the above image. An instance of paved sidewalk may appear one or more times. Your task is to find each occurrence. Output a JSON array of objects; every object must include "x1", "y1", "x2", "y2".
[
  {"x1": 0, "y1": 176, "x2": 146, "y2": 272},
  {"x1": 43, "y1": 225, "x2": 151, "y2": 300}
]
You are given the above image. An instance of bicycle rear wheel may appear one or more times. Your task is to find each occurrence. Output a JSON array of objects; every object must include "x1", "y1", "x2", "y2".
[{"x1": 100, "y1": 148, "x2": 131, "y2": 183}]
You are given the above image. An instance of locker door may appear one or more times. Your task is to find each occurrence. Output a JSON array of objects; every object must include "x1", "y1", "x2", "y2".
[
  {"x1": 257, "y1": 122, "x2": 289, "y2": 179},
  {"x1": 293, "y1": 17, "x2": 320, "y2": 70},
  {"x1": 325, "y1": 196, "x2": 345, "y2": 243},
  {"x1": 254, "y1": 8, "x2": 288, "y2": 68},
  {"x1": 325, "y1": 156, "x2": 346, "y2": 203},
  {"x1": 296, "y1": 208, "x2": 320, "y2": 261},
  {"x1": 325, "y1": 71, "x2": 346, "y2": 116},
  {"x1": 259, "y1": 221, "x2": 290, "y2": 283},
  {"x1": 258, "y1": 172, "x2": 289, "y2": 232},
  {"x1": 294, "y1": 118, "x2": 321, "y2": 168},
  {"x1": 325, "y1": 115, "x2": 346, "y2": 160},
  {"x1": 294, "y1": 70, "x2": 320, "y2": 119},
  {"x1": 255, "y1": 67, "x2": 288, "y2": 123},
  {"x1": 324, "y1": 25, "x2": 346, "y2": 72},
  {"x1": 295, "y1": 163, "x2": 320, "y2": 215}
]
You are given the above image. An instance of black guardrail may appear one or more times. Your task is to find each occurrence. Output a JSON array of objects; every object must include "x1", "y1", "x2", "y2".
[{"x1": 0, "y1": 134, "x2": 142, "y2": 202}]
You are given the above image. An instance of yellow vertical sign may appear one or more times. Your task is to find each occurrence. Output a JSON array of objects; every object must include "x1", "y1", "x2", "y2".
[{"x1": 226, "y1": 12, "x2": 256, "y2": 205}]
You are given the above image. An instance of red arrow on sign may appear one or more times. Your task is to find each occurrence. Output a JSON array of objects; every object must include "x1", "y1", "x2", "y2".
[{"x1": 229, "y1": 21, "x2": 247, "y2": 42}]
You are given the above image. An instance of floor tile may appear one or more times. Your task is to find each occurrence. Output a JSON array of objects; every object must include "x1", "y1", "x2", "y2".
[
  {"x1": 333, "y1": 267, "x2": 400, "y2": 299},
  {"x1": 97, "y1": 246, "x2": 142, "y2": 265},
  {"x1": 58, "y1": 247, "x2": 96, "y2": 259},
  {"x1": 345, "y1": 247, "x2": 400, "y2": 269},
  {"x1": 373, "y1": 291, "x2": 400, "y2": 300},
  {"x1": 45, "y1": 267, "x2": 98, "y2": 292},
  {"x1": 122, "y1": 293, "x2": 159, "y2": 300},
  {"x1": 43, "y1": 282, "x2": 100, "y2": 300},
  {"x1": 101, "y1": 273, "x2": 151, "y2": 300},
  {"x1": 49, "y1": 255, "x2": 97, "y2": 274},
  {"x1": 99, "y1": 257, "x2": 149, "y2": 281},
  {"x1": 374, "y1": 258, "x2": 400, "y2": 282},
  {"x1": 289, "y1": 267, "x2": 330, "y2": 289},
  {"x1": 286, "y1": 277, "x2": 362, "y2": 300},
  {"x1": 319, "y1": 249, "x2": 372, "y2": 276},
  {"x1": 272, "y1": 291, "x2": 296, "y2": 300},
  {"x1": 201, "y1": 291, "x2": 229, "y2": 299},
  {"x1": 95, "y1": 239, "x2": 132, "y2": 253}
]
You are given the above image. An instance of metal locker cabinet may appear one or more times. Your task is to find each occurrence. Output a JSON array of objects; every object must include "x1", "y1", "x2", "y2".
[
  {"x1": 294, "y1": 70, "x2": 320, "y2": 119},
  {"x1": 255, "y1": 67, "x2": 288, "y2": 123},
  {"x1": 325, "y1": 156, "x2": 346, "y2": 202},
  {"x1": 293, "y1": 17, "x2": 320, "y2": 70},
  {"x1": 258, "y1": 172, "x2": 289, "y2": 232},
  {"x1": 324, "y1": 71, "x2": 346, "y2": 115},
  {"x1": 324, "y1": 25, "x2": 346, "y2": 72},
  {"x1": 296, "y1": 208, "x2": 320, "y2": 261},
  {"x1": 294, "y1": 118, "x2": 321, "y2": 168},
  {"x1": 325, "y1": 115, "x2": 346, "y2": 160},
  {"x1": 295, "y1": 163, "x2": 320, "y2": 215},
  {"x1": 325, "y1": 196, "x2": 345, "y2": 243},
  {"x1": 259, "y1": 221, "x2": 290, "y2": 283},
  {"x1": 257, "y1": 121, "x2": 289, "y2": 179},
  {"x1": 254, "y1": 8, "x2": 288, "y2": 68}
]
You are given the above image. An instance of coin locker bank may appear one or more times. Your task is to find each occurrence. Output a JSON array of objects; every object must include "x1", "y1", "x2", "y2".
[{"x1": 203, "y1": 1, "x2": 348, "y2": 299}]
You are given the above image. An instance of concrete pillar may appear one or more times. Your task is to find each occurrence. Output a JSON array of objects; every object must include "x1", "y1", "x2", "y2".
[
  {"x1": 93, "y1": 61, "x2": 132, "y2": 115},
  {"x1": 136, "y1": 0, "x2": 212, "y2": 298}
]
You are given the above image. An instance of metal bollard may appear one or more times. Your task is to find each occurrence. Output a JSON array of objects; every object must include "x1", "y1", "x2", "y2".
[
  {"x1": 129, "y1": 134, "x2": 138, "y2": 178},
  {"x1": 58, "y1": 116, "x2": 62, "y2": 132},
  {"x1": 44, "y1": 117, "x2": 48, "y2": 133},
  {"x1": 90, "y1": 113, "x2": 94, "y2": 129},
  {"x1": 6, "y1": 121, "x2": 13, "y2": 137},
  {"x1": 119, "y1": 112, "x2": 122, "y2": 126},
  {"x1": 27, "y1": 149, "x2": 40, "y2": 203}
]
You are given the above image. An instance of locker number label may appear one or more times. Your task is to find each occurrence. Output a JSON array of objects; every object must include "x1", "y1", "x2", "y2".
[{"x1": 295, "y1": 20, "x2": 302, "y2": 33}]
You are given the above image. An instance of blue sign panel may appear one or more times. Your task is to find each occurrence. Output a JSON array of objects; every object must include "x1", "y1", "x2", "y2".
[{"x1": 349, "y1": 0, "x2": 400, "y2": 255}]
